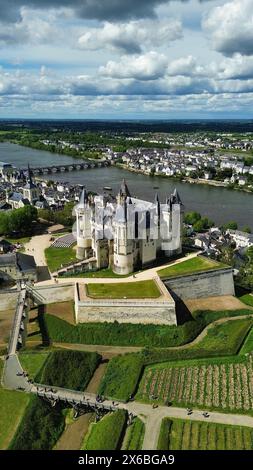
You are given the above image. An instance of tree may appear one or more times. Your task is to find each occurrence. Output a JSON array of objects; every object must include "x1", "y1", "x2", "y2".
[
  {"x1": 184, "y1": 211, "x2": 201, "y2": 225},
  {"x1": 222, "y1": 221, "x2": 238, "y2": 231},
  {"x1": 0, "y1": 212, "x2": 9, "y2": 235},
  {"x1": 8, "y1": 206, "x2": 38, "y2": 235},
  {"x1": 242, "y1": 226, "x2": 252, "y2": 234}
]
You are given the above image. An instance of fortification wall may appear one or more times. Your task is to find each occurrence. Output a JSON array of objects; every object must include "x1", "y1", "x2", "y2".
[
  {"x1": 164, "y1": 268, "x2": 235, "y2": 300},
  {"x1": 75, "y1": 283, "x2": 176, "y2": 325},
  {"x1": 76, "y1": 303, "x2": 177, "y2": 325}
]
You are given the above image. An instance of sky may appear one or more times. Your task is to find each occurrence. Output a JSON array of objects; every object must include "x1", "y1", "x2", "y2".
[{"x1": 0, "y1": 0, "x2": 253, "y2": 119}]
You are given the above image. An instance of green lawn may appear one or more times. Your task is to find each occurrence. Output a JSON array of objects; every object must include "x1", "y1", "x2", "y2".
[
  {"x1": 122, "y1": 417, "x2": 145, "y2": 450},
  {"x1": 86, "y1": 280, "x2": 161, "y2": 299},
  {"x1": 239, "y1": 294, "x2": 253, "y2": 307},
  {"x1": 19, "y1": 352, "x2": 49, "y2": 380},
  {"x1": 0, "y1": 360, "x2": 31, "y2": 449},
  {"x1": 158, "y1": 418, "x2": 253, "y2": 450},
  {"x1": 191, "y1": 318, "x2": 252, "y2": 354},
  {"x1": 83, "y1": 410, "x2": 127, "y2": 450},
  {"x1": 158, "y1": 256, "x2": 227, "y2": 279},
  {"x1": 45, "y1": 246, "x2": 77, "y2": 272},
  {"x1": 239, "y1": 326, "x2": 253, "y2": 354},
  {"x1": 98, "y1": 355, "x2": 143, "y2": 402},
  {"x1": 10, "y1": 395, "x2": 65, "y2": 450},
  {"x1": 61, "y1": 267, "x2": 133, "y2": 278}
]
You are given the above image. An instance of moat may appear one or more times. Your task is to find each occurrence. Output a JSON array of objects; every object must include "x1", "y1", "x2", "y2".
[{"x1": 1, "y1": 142, "x2": 253, "y2": 229}]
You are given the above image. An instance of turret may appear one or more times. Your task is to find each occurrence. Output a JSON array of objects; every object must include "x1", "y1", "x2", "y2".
[
  {"x1": 161, "y1": 188, "x2": 184, "y2": 257},
  {"x1": 113, "y1": 180, "x2": 134, "y2": 275},
  {"x1": 75, "y1": 188, "x2": 92, "y2": 260}
]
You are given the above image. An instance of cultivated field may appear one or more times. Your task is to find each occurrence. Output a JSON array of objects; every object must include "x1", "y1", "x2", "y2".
[
  {"x1": 158, "y1": 418, "x2": 253, "y2": 450},
  {"x1": 137, "y1": 355, "x2": 253, "y2": 412}
]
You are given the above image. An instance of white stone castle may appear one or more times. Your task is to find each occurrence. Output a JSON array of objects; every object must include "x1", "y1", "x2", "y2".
[{"x1": 75, "y1": 180, "x2": 184, "y2": 275}]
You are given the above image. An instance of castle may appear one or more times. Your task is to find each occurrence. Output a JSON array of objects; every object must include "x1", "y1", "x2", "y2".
[{"x1": 75, "y1": 180, "x2": 184, "y2": 275}]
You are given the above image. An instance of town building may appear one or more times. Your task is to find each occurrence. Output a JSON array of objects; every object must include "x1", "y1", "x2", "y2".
[{"x1": 0, "y1": 252, "x2": 37, "y2": 282}]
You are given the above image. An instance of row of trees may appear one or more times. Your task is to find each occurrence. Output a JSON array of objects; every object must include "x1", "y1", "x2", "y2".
[
  {"x1": 0, "y1": 206, "x2": 38, "y2": 237},
  {"x1": 184, "y1": 211, "x2": 251, "y2": 234}
]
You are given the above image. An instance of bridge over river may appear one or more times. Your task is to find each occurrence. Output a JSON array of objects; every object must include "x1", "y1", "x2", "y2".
[{"x1": 21, "y1": 159, "x2": 111, "y2": 175}]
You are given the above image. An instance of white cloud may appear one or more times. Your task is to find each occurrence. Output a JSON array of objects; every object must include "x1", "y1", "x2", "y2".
[
  {"x1": 167, "y1": 55, "x2": 206, "y2": 77},
  {"x1": 99, "y1": 51, "x2": 168, "y2": 80},
  {"x1": 203, "y1": 0, "x2": 253, "y2": 56},
  {"x1": 78, "y1": 19, "x2": 183, "y2": 54},
  {"x1": 0, "y1": 7, "x2": 63, "y2": 46}
]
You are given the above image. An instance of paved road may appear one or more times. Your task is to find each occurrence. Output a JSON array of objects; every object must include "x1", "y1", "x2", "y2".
[
  {"x1": 120, "y1": 402, "x2": 253, "y2": 450},
  {"x1": 8, "y1": 289, "x2": 27, "y2": 356}
]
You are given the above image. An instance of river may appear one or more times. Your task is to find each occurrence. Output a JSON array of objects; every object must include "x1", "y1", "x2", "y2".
[{"x1": 1, "y1": 142, "x2": 252, "y2": 229}]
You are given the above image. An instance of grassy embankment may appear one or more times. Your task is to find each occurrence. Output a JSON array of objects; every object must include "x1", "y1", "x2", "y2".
[
  {"x1": 19, "y1": 352, "x2": 49, "y2": 380},
  {"x1": 0, "y1": 360, "x2": 30, "y2": 450},
  {"x1": 44, "y1": 308, "x2": 252, "y2": 348},
  {"x1": 39, "y1": 350, "x2": 101, "y2": 390},
  {"x1": 239, "y1": 293, "x2": 253, "y2": 307},
  {"x1": 86, "y1": 280, "x2": 161, "y2": 299},
  {"x1": 82, "y1": 410, "x2": 127, "y2": 450},
  {"x1": 157, "y1": 418, "x2": 253, "y2": 450},
  {"x1": 158, "y1": 256, "x2": 228, "y2": 279},
  {"x1": 122, "y1": 418, "x2": 145, "y2": 450},
  {"x1": 45, "y1": 246, "x2": 77, "y2": 272},
  {"x1": 9, "y1": 396, "x2": 65, "y2": 450},
  {"x1": 60, "y1": 267, "x2": 133, "y2": 278}
]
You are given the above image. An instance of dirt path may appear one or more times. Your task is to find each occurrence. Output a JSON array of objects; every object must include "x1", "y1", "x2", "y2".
[
  {"x1": 54, "y1": 342, "x2": 142, "y2": 358},
  {"x1": 24, "y1": 234, "x2": 51, "y2": 267},
  {"x1": 54, "y1": 413, "x2": 93, "y2": 450},
  {"x1": 85, "y1": 362, "x2": 108, "y2": 393},
  {"x1": 185, "y1": 295, "x2": 253, "y2": 312}
]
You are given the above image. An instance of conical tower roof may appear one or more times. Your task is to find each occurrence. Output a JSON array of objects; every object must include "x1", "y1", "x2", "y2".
[
  {"x1": 172, "y1": 188, "x2": 182, "y2": 205},
  {"x1": 79, "y1": 188, "x2": 89, "y2": 206},
  {"x1": 119, "y1": 178, "x2": 131, "y2": 198}
]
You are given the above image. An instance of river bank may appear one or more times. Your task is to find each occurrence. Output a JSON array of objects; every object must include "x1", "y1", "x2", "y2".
[
  {"x1": 116, "y1": 163, "x2": 253, "y2": 194},
  {"x1": 1, "y1": 142, "x2": 253, "y2": 229}
]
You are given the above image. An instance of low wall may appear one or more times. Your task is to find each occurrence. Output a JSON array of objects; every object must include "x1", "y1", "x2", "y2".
[
  {"x1": 164, "y1": 268, "x2": 235, "y2": 300},
  {"x1": 31, "y1": 284, "x2": 74, "y2": 304},
  {"x1": 0, "y1": 289, "x2": 18, "y2": 311}
]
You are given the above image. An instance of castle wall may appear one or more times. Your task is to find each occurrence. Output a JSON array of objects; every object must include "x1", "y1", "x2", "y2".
[
  {"x1": 76, "y1": 304, "x2": 177, "y2": 325},
  {"x1": 164, "y1": 268, "x2": 235, "y2": 300}
]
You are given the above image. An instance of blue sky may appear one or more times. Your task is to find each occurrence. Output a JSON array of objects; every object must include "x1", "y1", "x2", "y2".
[{"x1": 0, "y1": 0, "x2": 253, "y2": 119}]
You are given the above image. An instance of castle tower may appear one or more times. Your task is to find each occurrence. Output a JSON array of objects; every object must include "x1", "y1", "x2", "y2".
[
  {"x1": 75, "y1": 189, "x2": 92, "y2": 260},
  {"x1": 23, "y1": 164, "x2": 40, "y2": 204},
  {"x1": 154, "y1": 192, "x2": 162, "y2": 254},
  {"x1": 113, "y1": 180, "x2": 134, "y2": 275},
  {"x1": 161, "y1": 188, "x2": 184, "y2": 257}
]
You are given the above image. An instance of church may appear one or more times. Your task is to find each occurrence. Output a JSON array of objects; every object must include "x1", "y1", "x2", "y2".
[{"x1": 75, "y1": 180, "x2": 184, "y2": 275}]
